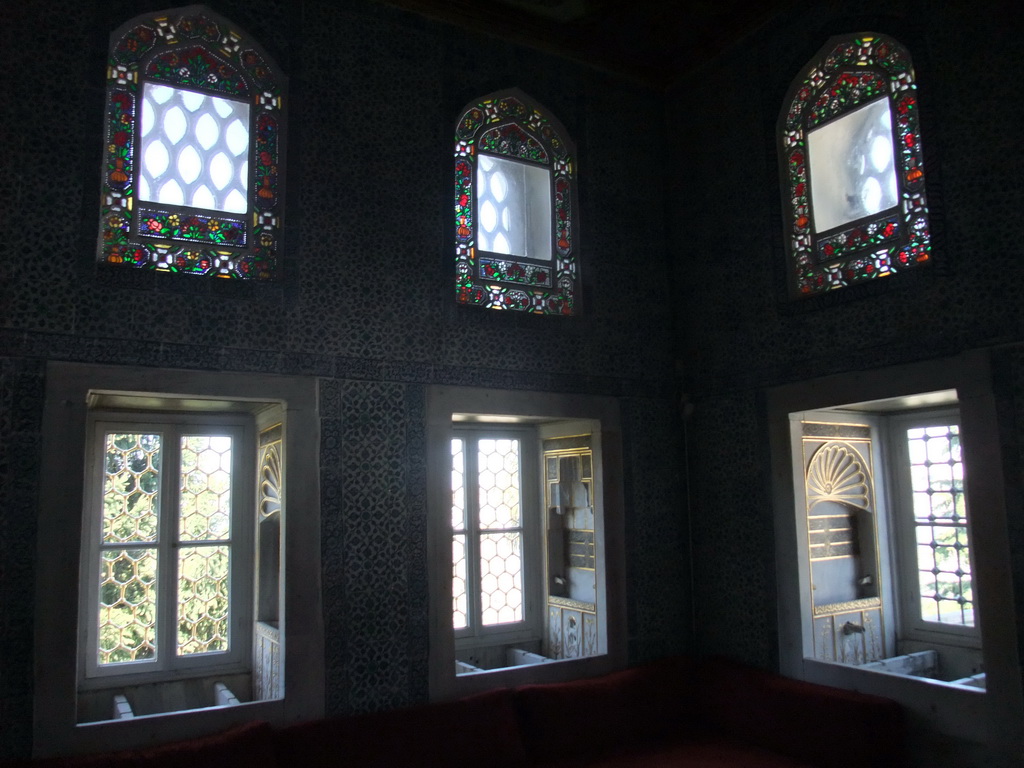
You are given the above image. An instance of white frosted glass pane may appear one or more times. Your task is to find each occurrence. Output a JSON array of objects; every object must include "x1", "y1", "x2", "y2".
[
  {"x1": 213, "y1": 97, "x2": 233, "y2": 118},
  {"x1": 192, "y1": 184, "x2": 215, "y2": 209},
  {"x1": 195, "y1": 113, "x2": 219, "y2": 150},
  {"x1": 143, "y1": 141, "x2": 169, "y2": 178},
  {"x1": 210, "y1": 152, "x2": 232, "y2": 190},
  {"x1": 489, "y1": 171, "x2": 508, "y2": 202},
  {"x1": 163, "y1": 107, "x2": 187, "y2": 145},
  {"x1": 224, "y1": 189, "x2": 247, "y2": 214},
  {"x1": 807, "y1": 98, "x2": 898, "y2": 233},
  {"x1": 158, "y1": 179, "x2": 185, "y2": 205},
  {"x1": 181, "y1": 90, "x2": 206, "y2": 112},
  {"x1": 480, "y1": 200, "x2": 497, "y2": 233},
  {"x1": 138, "y1": 82, "x2": 249, "y2": 213},
  {"x1": 140, "y1": 103, "x2": 155, "y2": 137},
  {"x1": 475, "y1": 154, "x2": 552, "y2": 261},
  {"x1": 177, "y1": 145, "x2": 202, "y2": 184},
  {"x1": 150, "y1": 84, "x2": 174, "y2": 104},
  {"x1": 225, "y1": 119, "x2": 248, "y2": 156}
]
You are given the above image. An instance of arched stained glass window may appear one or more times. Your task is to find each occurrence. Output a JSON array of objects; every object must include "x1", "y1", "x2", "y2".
[
  {"x1": 780, "y1": 34, "x2": 930, "y2": 297},
  {"x1": 454, "y1": 90, "x2": 579, "y2": 314},
  {"x1": 98, "y1": 6, "x2": 285, "y2": 279}
]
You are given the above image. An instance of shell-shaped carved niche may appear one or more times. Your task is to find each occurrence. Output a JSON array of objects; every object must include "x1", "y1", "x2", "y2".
[
  {"x1": 807, "y1": 442, "x2": 870, "y2": 509},
  {"x1": 260, "y1": 443, "x2": 281, "y2": 518}
]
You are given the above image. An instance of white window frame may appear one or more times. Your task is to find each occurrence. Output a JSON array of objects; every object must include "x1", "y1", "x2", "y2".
[
  {"x1": 452, "y1": 427, "x2": 542, "y2": 652},
  {"x1": 427, "y1": 386, "x2": 627, "y2": 701},
  {"x1": 767, "y1": 352, "x2": 1024, "y2": 755},
  {"x1": 885, "y1": 408, "x2": 981, "y2": 649},
  {"x1": 79, "y1": 413, "x2": 254, "y2": 687},
  {"x1": 34, "y1": 363, "x2": 324, "y2": 758}
]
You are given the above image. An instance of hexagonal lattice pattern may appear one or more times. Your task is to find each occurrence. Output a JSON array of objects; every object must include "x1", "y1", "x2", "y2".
[
  {"x1": 103, "y1": 433, "x2": 161, "y2": 544},
  {"x1": 906, "y1": 424, "x2": 973, "y2": 625},
  {"x1": 452, "y1": 535, "x2": 467, "y2": 630},
  {"x1": 480, "y1": 532, "x2": 522, "y2": 625},
  {"x1": 139, "y1": 83, "x2": 250, "y2": 214},
  {"x1": 451, "y1": 438, "x2": 468, "y2": 629},
  {"x1": 98, "y1": 548, "x2": 157, "y2": 664},
  {"x1": 477, "y1": 439, "x2": 520, "y2": 529},
  {"x1": 178, "y1": 545, "x2": 230, "y2": 655},
  {"x1": 179, "y1": 435, "x2": 233, "y2": 541}
]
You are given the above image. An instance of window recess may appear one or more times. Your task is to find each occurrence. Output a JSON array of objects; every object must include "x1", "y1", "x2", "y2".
[{"x1": 790, "y1": 397, "x2": 983, "y2": 686}]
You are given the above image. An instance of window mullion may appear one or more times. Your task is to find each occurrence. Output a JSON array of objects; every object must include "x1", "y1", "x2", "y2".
[
  {"x1": 159, "y1": 425, "x2": 181, "y2": 670},
  {"x1": 466, "y1": 437, "x2": 483, "y2": 634}
]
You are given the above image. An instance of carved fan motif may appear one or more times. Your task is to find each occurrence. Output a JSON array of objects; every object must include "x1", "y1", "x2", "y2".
[
  {"x1": 260, "y1": 443, "x2": 281, "y2": 518},
  {"x1": 807, "y1": 442, "x2": 870, "y2": 509}
]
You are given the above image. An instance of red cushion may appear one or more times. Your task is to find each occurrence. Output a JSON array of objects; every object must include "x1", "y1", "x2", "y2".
[
  {"x1": 276, "y1": 688, "x2": 528, "y2": 768},
  {"x1": 513, "y1": 657, "x2": 698, "y2": 762},
  {"x1": 26, "y1": 720, "x2": 276, "y2": 768},
  {"x1": 540, "y1": 738, "x2": 811, "y2": 767},
  {"x1": 697, "y1": 657, "x2": 906, "y2": 767}
]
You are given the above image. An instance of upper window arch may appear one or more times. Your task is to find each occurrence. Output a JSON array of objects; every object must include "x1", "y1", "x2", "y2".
[
  {"x1": 454, "y1": 90, "x2": 580, "y2": 315},
  {"x1": 779, "y1": 34, "x2": 930, "y2": 297},
  {"x1": 98, "y1": 6, "x2": 285, "y2": 279}
]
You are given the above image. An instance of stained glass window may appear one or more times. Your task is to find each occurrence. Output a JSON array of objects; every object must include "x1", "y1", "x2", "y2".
[
  {"x1": 454, "y1": 90, "x2": 579, "y2": 314},
  {"x1": 780, "y1": 34, "x2": 930, "y2": 297},
  {"x1": 98, "y1": 8, "x2": 285, "y2": 279}
]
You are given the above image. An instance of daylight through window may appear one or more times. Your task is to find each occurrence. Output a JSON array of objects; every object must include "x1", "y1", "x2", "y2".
[
  {"x1": 779, "y1": 33, "x2": 930, "y2": 296},
  {"x1": 99, "y1": 7, "x2": 284, "y2": 278},
  {"x1": 454, "y1": 90, "x2": 579, "y2": 314}
]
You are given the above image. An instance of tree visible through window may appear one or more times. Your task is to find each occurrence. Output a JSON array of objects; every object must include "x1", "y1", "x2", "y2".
[
  {"x1": 780, "y1": 34, "x2": 930, "y2": 297},
  {"x1": 454, "y1": 90, "x2": 579, "y2": 314},
  {"x1": 98, "y1": 7, "x2": 284, "y2": 279},
  {"x1": 84, "y1": 418, "x2": 249, "y2": 681}
]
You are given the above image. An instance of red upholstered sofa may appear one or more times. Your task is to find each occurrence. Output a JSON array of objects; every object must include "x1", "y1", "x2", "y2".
[{"x1": 11, "y1": 656, "x2": 906, "y2": 767}]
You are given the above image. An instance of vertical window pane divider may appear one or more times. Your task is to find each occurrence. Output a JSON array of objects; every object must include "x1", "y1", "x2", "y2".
[
  {"x1": 158, "y1": 426, "x2": 181, "y2": 668},
  {"x1": 465, "y1": 439, "x2": 483, "y2": 633}
]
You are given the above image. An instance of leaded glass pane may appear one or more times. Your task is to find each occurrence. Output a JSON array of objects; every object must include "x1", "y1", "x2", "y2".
[
  {"x1": 807, "y1": 98, "x2": 897, "y2": 233},
  {"x1": 103, "y1": 433, "x2": 161, "y2": 544},
  {"x1": 139, "y1": 83, "x2": 250, "y2": 214},
  {"x1": 454, "y1": 92, "x2": 577, "y2": 313},
  {"x1": 479, "y1": 532, "x2": 523, "y2": 626},
  {"x1": 99, "y1": 8, "x2": 284, "y2": 279},
  {"x1": 451, "y1": 439, "x2": 466, "y2": 531},
  {"x1": 477, "y1": 438, "x2": 521, "y2": 529},
  {"x1": 453, "y1": 534, "x2": 467, "y2": 630},
  {"x1": 177, "y1": 544, "x2": 230, "y2": 655},
  {"x1": 780, "y1": 34, "x2": 930, "y2": 296},
  {"x1": 179, "y1": 435, "x2": 232, "y2": 541},
  {"x1": 98, "y1": 548, "x2": 158, "y2": 664},
  {"x1": 476, "y1": 155, "x2": 552, "y2": 261},
  {"x1": 906, "y1": 424, "x2": 973, "y2": 626}
]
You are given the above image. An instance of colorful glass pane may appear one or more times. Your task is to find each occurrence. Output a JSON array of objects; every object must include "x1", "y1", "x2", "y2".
[
  {"x1": 454, "y1": 92, "x2": 578, "y2": 315},
  {"x1": 99, "y1": 9, "x2": 284, "y2": 279},
  {"x1": 780, "y1": 34, "x2": 930, "y2": 297}
]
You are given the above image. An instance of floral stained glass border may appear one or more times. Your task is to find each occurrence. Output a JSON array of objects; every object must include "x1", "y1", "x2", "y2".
[
  {"x1": 781, "y1": 34, "x2": 930, "y2": 297},
  {"x1": 454, "y1": 94, "x2": 578, "y2": 315},
  {"x1": 99, "y1": 8, "x2": 284, "y2": 279}
]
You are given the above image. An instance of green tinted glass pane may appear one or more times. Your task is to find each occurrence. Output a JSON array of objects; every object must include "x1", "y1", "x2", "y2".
[
  {"x1": 98, "y1": 548, "x2": 158, "y2": 664},
  {"x1": 103, "y1": 433, "x2": 161, "y2": 544}
]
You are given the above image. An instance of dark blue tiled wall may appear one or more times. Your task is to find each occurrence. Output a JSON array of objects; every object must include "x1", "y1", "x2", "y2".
[
  {"x1": 669, "y1": 0, "x2": 1024, "y2": 681},
  {"x1": 0, "y1": 0, "x2": 685, "y2": 757}
]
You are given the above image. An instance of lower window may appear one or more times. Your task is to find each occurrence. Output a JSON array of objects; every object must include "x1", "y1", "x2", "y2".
[
  {"x1": 427, "y1": 387, "x2": 626, "y2": 698},
  {"x1": 35, "y1": 364, "x2": 323, "y2": 757},
  {"x1": 790, "y1": 397, "x2": 982, "y2": 684}
]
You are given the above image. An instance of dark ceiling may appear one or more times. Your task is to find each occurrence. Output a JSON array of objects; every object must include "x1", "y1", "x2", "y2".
[{"x1": 379, "y1": 0, "x2": 797, "y2": 87}]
